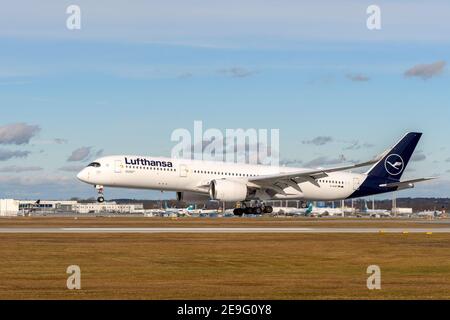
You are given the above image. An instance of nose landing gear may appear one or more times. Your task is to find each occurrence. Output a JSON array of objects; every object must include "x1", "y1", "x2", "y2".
[{"x1": 95, "y1": 185, "x2": 105, "y2": 203}]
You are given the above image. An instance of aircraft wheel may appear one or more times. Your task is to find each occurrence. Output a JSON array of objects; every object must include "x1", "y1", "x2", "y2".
[
  {"x1": 265, "y1": 206, "x2": 273, "y2": 214},
  {"x1": 233, "y1": 208, "x2": 243, "y2": 216},
  {"x1": 97, "y1": 196, "x2": 105, "y2": 203}
]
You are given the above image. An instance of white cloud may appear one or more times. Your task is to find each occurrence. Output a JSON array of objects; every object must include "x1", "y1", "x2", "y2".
[
  {"x1": 67, "y1": 147, "x2": 92, "y2": 162},
  {"x1": 0, "y1": 174, "x2": 73, "y2": 186},
  {"x1": 32, "y1": 138, "x2": 68, "y2": 145},
  {"x1": 218, "y1": 67, "x2": 257, "y2": 78},
  {"x1": 0, "y1": 149, "x2": 30, "y2": 161},
  {"x1": 411, "y1": 152, "x2": 427, "y2": 162},
  {"x1": 344, "y1": 141, "x2": 375, "y2": 150},
  {"x1": 404, "y1": 61, "x2": 446, "y2": 80},
  {"x1": 302, "y1": 136, "x2": 333, "y2": 146},
  {"x1": 346, "y1": 73, "x2": 370, "y2": 82},
  {"x1": 304, "y1": 155, "x2": 347, "y2": 167},
  {"x1": 54, "y1": 138, "x2": 68, "y2": 144},
  {"x1": 0, "y1": 123, "x2": 40, "y2": 145},
  {"x1": 59, "y1": 165, "x2": 85, "y2": 172},
  {"x1": 67, "y1": 147, "x2": 103, "y2": 162},
  {"x1": 0, "y1": 166, "x2": 43, "y2": 173}
]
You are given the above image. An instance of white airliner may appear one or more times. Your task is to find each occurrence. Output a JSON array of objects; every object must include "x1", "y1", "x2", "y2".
[
  {"x1": 361, "y1": 200, "x2": 391, "y2": 217},
  {"x1": 77, "y1": 132, "x2": 435, "y2": 216}
]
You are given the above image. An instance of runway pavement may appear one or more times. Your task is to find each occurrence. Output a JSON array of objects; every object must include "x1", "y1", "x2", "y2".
[{"x1": 0, "y1": 227, "x2": 449, "y2": 234}]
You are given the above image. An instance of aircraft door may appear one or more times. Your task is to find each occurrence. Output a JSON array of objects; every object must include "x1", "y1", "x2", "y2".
[
  {"x1": 115, "y1": 160, "x2": 123, "y2": 173},
  {"x1": 179, "y1": 164, "x2": 189, "y2": 178}
]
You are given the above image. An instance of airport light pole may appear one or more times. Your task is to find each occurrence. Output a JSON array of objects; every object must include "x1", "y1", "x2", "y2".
[{"x1": 392, "y1": 192, "x2": 397, "y2": 217}]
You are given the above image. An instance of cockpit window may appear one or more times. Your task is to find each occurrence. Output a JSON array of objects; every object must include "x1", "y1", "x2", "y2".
[{"x1": 87, "y1": 162, "x2": 101, "y2": 168}]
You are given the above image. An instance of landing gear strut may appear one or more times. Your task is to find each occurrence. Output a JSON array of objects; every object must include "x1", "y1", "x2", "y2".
[
  {"x1": 233, "y1": 201, "x2": 273, "y2": 216},
  {"x1": 95, "y1": 185, "x2": 105, "y2": 203}
]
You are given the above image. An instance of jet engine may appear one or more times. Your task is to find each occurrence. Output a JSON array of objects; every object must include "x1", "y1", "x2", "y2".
[{"x1": 209, "y1": 179, "x2": 248, "y2": 202}]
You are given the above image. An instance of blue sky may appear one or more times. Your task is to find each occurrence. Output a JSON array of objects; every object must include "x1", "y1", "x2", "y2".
[{"x1": 0, "y1": 0, "x2": 449, "y2": 199}]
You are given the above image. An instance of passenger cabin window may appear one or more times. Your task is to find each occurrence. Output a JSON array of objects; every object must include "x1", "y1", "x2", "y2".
[{"x1": 88, "y1": 162, "x2": 101, "y2": 168}]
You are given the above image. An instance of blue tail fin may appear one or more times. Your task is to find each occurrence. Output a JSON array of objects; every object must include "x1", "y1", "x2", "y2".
[{"x1": 366, "y1": 132, "x2": 422, "y2": 181}]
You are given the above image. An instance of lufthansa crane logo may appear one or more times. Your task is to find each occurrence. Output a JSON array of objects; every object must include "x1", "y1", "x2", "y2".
[{"x1": 384, "y1": 154, "x2": 404, "y2": 176}]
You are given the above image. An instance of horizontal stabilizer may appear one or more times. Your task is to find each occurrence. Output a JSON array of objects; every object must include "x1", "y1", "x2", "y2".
[{"x1": 379, "y1": 177, "x2": 436, "y2": 189}]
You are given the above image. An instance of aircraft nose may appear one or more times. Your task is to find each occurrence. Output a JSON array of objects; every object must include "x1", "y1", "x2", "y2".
[{"x1": 77, "y1": 168, "x2": 89, "y2": 182}]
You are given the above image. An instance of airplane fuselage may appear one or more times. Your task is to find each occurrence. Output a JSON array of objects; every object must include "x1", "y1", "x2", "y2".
[
  {"x1": 76, "y1": 132, "x2": 431, "y2": 211},
  {"x1": 77, "y1": 155, "x2": 392, "y2": 201}
]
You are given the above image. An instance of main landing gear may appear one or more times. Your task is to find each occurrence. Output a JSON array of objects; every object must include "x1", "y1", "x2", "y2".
[
  {"x1": 95, "y1": 185, "x2": 105, "y2": 203},
  {"x1": 233, "y1": 201, "x2": 273, "y2": 216}
]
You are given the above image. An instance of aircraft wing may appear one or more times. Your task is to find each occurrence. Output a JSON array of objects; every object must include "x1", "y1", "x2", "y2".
[
  {"x1": 379, "y1": 177, "x2": 437, "y2": 189},
  {"x1": 247, "y1": 158, "x2": 380, "y2": 195}
]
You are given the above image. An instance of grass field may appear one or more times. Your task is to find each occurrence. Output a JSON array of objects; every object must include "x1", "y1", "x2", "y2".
[{"x1": 0, "y1": 217, "x2": 449, "y2": 300}]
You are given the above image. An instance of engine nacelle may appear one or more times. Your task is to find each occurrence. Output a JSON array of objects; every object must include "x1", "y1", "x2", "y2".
[
  {"x1": 176, "y1": 191, "x2": 211, "y2": 203},
  {"x1": 209, "y1": 179, "x2": 248, "y2": 202}
]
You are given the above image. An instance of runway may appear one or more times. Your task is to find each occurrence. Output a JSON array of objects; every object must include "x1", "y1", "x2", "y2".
[{"x1": 0, "y1": 227, "x2": 449, "y2": 234}]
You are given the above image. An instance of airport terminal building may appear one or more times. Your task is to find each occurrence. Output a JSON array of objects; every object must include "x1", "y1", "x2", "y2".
[
  {"x1": 0, "y1": 199, "x2": 144, "y2": 216},
  {"x1": 0, "y1": 199, "x2": 20, "y2": 217}
]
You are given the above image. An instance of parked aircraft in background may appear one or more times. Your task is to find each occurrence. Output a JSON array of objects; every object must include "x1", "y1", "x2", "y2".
[
  {"x1": 360, "y1": 200, "x2": 391, "y2": 217},
  {"x1": 416, "y1": 210, "x2": 445, "y2": 218},
  {"x1": 310, "y1": 205, "x2": 344, "y2": 217},
  {"x1": 272, "y1": 203, "x2": 314, "y2": 216}
]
